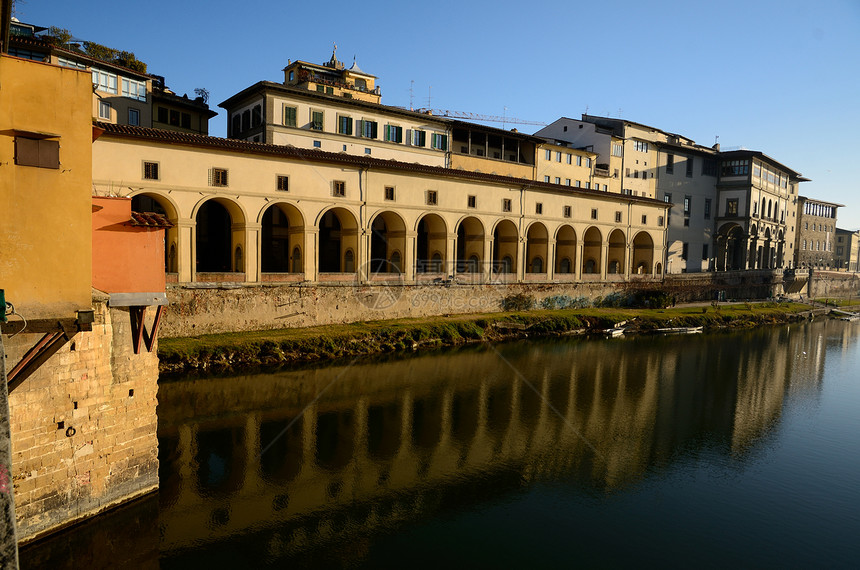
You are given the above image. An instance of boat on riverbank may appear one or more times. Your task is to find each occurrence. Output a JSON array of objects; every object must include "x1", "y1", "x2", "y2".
[{"x1": 652, "y1": 326, "x2": 704, "y2": 335}]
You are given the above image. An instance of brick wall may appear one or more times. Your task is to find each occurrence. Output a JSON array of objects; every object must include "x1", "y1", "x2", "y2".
[{"x1": 5, "y1": 300, "x2": 159, "y2": 543}]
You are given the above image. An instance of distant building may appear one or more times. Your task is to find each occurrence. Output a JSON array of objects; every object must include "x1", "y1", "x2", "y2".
[
  {"x1": 6, "y1": 19, "x2": 216, "y2": 134},
  {"x1": 795, "y1": 197, "x2": 842, "y2": 269},
  {"x1": 833, "y1": 228, "x2": 860, "y2": 272}
]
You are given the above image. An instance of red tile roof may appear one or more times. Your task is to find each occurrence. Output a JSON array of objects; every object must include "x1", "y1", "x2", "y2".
[{"x1": 128, "y1": 211, "x2": 173, "y2": 228}]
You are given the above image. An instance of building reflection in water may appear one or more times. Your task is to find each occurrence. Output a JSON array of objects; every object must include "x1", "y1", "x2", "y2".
[{"x1": 149, "y1": 320, "x2": 836, "y2": 566}]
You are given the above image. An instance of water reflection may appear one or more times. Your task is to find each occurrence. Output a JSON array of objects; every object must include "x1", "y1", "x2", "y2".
[
  {"x1": 19, "y1": 319, "x2": 857, "y2": 569},
  {"x1": 152, "y1": 320, "x2": 840, "y2": 566}
]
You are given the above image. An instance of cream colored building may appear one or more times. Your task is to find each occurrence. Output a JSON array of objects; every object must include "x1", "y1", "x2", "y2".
[{"x1": 92, "y1": 124, "x2": 669, "y2": 285}]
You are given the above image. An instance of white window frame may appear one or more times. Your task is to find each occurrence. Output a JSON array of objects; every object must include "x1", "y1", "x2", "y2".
[
  {"x1": 98, "y1": 100, "x2": 112, "y2": 120},
  {"x1": 121, "y1": 77, "x2": 147, "y2": 101},
  {"x1": 92, "y1": 68, "x2": 118, "y2": 94}
]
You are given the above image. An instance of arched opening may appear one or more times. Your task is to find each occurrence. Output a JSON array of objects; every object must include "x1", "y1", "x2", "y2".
[
  {"x1": 196, "y1": 200, "x2": 234, "y2": 272},
  {"x1": 631, "y1": 232, "x2": 654, "y2": 275},
  {"x1": 369, "y1": 211, "x2": 406, "y2": 274},
  {"x1": 555, "y1": 225, "x2": 576, "y2": 274},
  {"x1": 456, "y1": 217, "x2": 484, "y2": 273},
  {"x1": 132, "y1": 193, "x2": 178, "y2": 273},
  {"x1": 582, "y1": 227, "x2": 602, "y2": 274},
  {"x1": 607, "y1": 229, "x2": 626, "y2": 274},
  {"x1": 717, "y1": 223, "x2": 745, "y2": 271},
  {"x1": 526, "y1": 222, "x2": 548, "y2": 274},
  {"x1": 261, "y1": 203, "x2": 304, "y2": 273},
  {"x1": 492, "y1": 219, "x2": 518, "y2": 273},
  {"x1": 318, "y1": 208, "x2": 358, "y2": 273},
  {"x1": 416, "y1": 214, "x2": 447, "y2": 273}
]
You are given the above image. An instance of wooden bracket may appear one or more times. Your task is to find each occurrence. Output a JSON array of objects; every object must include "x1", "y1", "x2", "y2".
[{"x1": 129, "y1": 305, "x2": 164, "y2": 354}]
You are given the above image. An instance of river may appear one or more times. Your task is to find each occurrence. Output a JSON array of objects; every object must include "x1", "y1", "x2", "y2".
[{"x1": 19, "y1": 319, "x2": 860, "y2": 568}]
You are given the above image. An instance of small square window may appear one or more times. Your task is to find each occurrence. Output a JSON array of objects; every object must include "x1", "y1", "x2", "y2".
[
  {"x1": 143, "y1": 161, "x2": 159, "y2": 180},
  {"x1": 333, "y1": 180, "x2": 345, "y2": 197},
  {"x1": 277, "y1": 175, "x2": 289, "y2": 191},
  {"x1": 365, "y1": 148, "x2": 371, "y2": 154},
  {"x1": 615, "y1": 211, "x2": 622, "y2": 223},
  {"x1": 313, "y1": 140, "x2": 321, "y2": 148},
  {"x1": 210, "y1": 168, "x2": 228, "y2": 187},
  {"x1": 467, "y1": 195, "x2": 477, "y2": 208},
  {"x1": 502, "y1": 198, "x2": 512, "y2": 212},
  {"x1": 591, "y1": 209, "x2": 598, "y2": 220},
  {"x1": 385, "y1": 186, "x2": 395, "y2": 201},
  {"x1": 426, "y1": 190, "x2": 438, "y2": 205},
  {"x1": 563, "y1": 206, "x2": 571, "y2": 218}
]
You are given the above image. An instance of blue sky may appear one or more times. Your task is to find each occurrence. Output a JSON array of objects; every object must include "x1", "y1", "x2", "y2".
[{"x1": 15, "y1": 0, "x2": 860, "y2": 229}]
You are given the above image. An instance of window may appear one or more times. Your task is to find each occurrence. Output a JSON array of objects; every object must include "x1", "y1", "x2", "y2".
[
  {"x1": 545, "y1": 149, "x2": 552, "y2": 160},
  {"x1": 430, "y1": 133, "x2": 448, "y2": 150},
  {"x1": 128, "y1": 108, "x2": 140, "y2": 126},
  {"x1": 98, "y1": 100, "x2": 112, "y2": 120},
  {"x1": 277, "y1": 175, "x2": 289, "y2": 191},
  {"x1": 686, "y1": 157, "x2": 694, "y2": 177},
  {"x1": 92, "y1": 68, "x2": 117, "y2": 94},
  {"x1": 544, "y1": 176, "x2": 551, "y2": 183},
  {"x1": 586, "y1": 158, "x2": 592, "y2": 168},
  {"x1": 332, "y1": 181, "x2": 346, "y2": 197},
  {"x1": 313, "y1": 140, "x2": 321, "y2": 148},
  {"x1": 358, "y1": 120, "x2": 378, "y2": 139},
  {"x1": 702, "y1": 159, "x2": 718, "y2": 176},
  {"x1": 57, "y1": 57, "x2": 86, "y2": 69},
  {"x1": 326, "y1": 86, "x2": 334, "y2": 95},
  {"x1": 634, "y1": 140, "x2": 649, "y2": 152},
  {"x1": 658, "y1": 216, "x2": 664, "y2": 226},
  {"x1": 563, "y1": 206, "x2": 571, "y2": 218},
  {"x1": 682, "y1": 242, "x2": 689, "y2": 260},
  {"x1": 684, "y1": 195, "x2": 691, "y2": 215},
  {"x1": 311, "y1": 111, "x2": 324, "y2": 131},
  {"x1": 666, "y1": 153, "x2": 674, "y2": 174},
  {"x1": 385, "y1": 186, "x2": 395, "y2": 201},
  {"x1": 364, "y1": 147, "x2": 372, "y2": 154},
  {"x1": 284, "y1": 106, "x2": 297, "y2": 127},
  {"x1": 575, "y1": 180, "x2": 581, "y2": 188},
  {"x1": 602, "y1": 184, "x2": 608, "y2": 191},
  {"x1": 502, "y1": 198, "x2": 512, "y2": 212},
  {"x1": 704, "y1": 199, "x2": 711, "y2": 220},
  {"x1": 565, "y1": 179, "x2": 571, "y2": 186},
  {"x1": 556, "y1": 151, "x2": 562, "y2": 162},
  {"x1": 121, "y1": 77, "x2": 146, "y2": 101},
  {"x1": 412, "y1": 129, "x2": 426, "y2": 146},
  {"x1": 337, "y1": 115, "x2": 353, "y2": 135},
  {"x1": 384, "y1": 124, "x2": 403, "y2": 143},
  {"x1": 566, "y1": 154, "x2": 572, "y2": 164},
  {"x1": 535, "y1": 203, "x2": 543, "y2": 215},
  {"x1": 684, "y1": 218, "x2": 690, "y2": 227},
  {"x1": 426, "y1": 190, "x2": 438, "y2": 205},
  {"x1": 576, "y1": 156, "x2": 582, "y2": 166},
  {"x1": 143, "y1": 161, "x2": 159, "y2": 180},
  {"x1": 612, "y1": 143, "x2": 623, "y2": 157},
  {"x1": 585, "y1": 182, "x2": 590, "y2": 189},
  {"x1": 615, "y1": 211, "x2": 622, "y2": 223},
  {"x1": 15, "y1": 137, "x2": 59, "y2": 169},
  {"x1": 641, "y1": 215, "x2": 647, "y2": 224},
  {"x1": 721, "y1": 159, "x2": 749, "y2": 176},
  {"x1": 803, "y1": 240, "x2": 807, "y2": 250},
  {"x1": 468, "y1": 195, "x2": 477, "y2": 208},
  {"x1": 591, "y1": 209, "x2": 598, "y2": 220},
  {"x1": 210, "y1": 168, "x2": 228, "y2": 187},
  {"x1": 181, "y1": 113, "x2": 191, "y2": 129},
  {"x1": 626, "y1": 168, "x2": 631, "y2": 177},
  {"x1": 726, "y1": 198, "x2": 739, "y2": 216},
  {"x1": 554, "y1": 177, "x2": 561, "y2": 184}
]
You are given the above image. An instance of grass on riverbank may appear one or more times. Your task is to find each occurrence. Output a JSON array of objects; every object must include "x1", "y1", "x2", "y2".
[{"x1": 158, "y1": 302, "x2": 810, "y2": 375}]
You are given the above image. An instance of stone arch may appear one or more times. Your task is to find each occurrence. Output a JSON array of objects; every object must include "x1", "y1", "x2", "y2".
[
  {"x1": 582, "y1": 226, "x2": 602, "y2": 274},
  {"x1": 318, "y1": 207, "x2": 359, "y2": 273},
  {"x1": 526, "y1": 222, "x2": 548, "y2": 274},
  {"x1": 607, "y1": 229, "x2": 626, "y2": 274},
  {"x1": 369, "y1": 210, "x2": 407, "y2": 274},
  {"x1": 195, "y1": 197, "x2": 246, "y2": 273},
  {"x1": 492, "y1": 219, "x2": 518, "y2": 273},
  {"x1": 555, "y1": 225, "x2": 576, "y2": 274},
  {"x1": 131, "y1": 192, "x2": 180, "y2": 273},
  {"x1": 456, "y1": 216, "x2": 484, "y2": 273},
  {"x1": 260, "y1": 202, "x2": 305, "y2": 273},
  {"x1": 416, "y1": 213, "x2": 447, "y2": 273},
  {"x1": 717, "y1": 223, "x2": 745, "y2": 271},
  {"x1": 632, "y1": 231, "x2": 654, "y2": 274}
]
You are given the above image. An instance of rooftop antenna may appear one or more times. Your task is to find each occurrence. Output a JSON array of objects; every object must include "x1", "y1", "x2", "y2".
[
  {"x1": 409, "y1": 80, "x2": 414, "y2": 111},
  {"x1": 503, "y1": 106, "x2": 507, "y2": 130},
  {"x1": 427, "y1": 85, "x2": 432, "y2": 109},
  {"x1": 618, "y1": 107, "x2": 623, "y2": 118}
]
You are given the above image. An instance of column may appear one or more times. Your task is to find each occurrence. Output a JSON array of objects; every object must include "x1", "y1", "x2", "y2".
[
  {"x1": 177, "y1": 218, "x2": 195, "y2": 282},
  {"x1": 244, "y1": 223, "x2": 261, "y2": 283}
]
